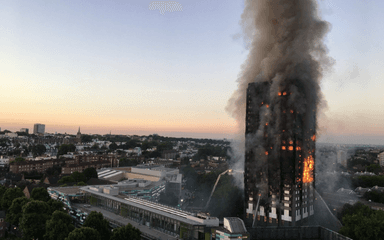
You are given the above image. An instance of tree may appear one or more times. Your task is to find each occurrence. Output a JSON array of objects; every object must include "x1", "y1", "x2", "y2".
[
  {"x1": 83, "y1": 211, "x2": 111, "y2": 240},
  {"x1": 47, "y1": 198, "x2": 66, "y2": 214},
  {"x1": 71, "y1": 171, "x2": 86, "y2": 182},
  {"x1": 20, "y1": 200, "x2": 51, "y2": 240},
  {"x1": 58, "y1": 176, "x2": 75, "y2": 184},
  {"x1": 367, "y1": 164, "x2": 382, "y2": 175},
  {"x1": 44, "y1": 210, "x2": 75, "y2": 240},
  {"x1": 31, "y1": 187, "x2": 50, "y2": 202},
  {"x1": 157, "y1": 142, "x2": 173, "y2": 152},
  {"x1": 0, "y1": 185, "x2": 7, "y2": 208},
  {"x1": 2, "y1": 187, "x2": 24, "y2": 210},
  {"x1": 338, "y1": 202, "x2": 384, "y2": 240},
  {"x1": 110, "y1": 223, "x2": 141, "y2": 240},
  {"x1": 65, "y1": 227, "x2": 101, "y2": 240},
  {"x1": 339, "y1": 206, "x2": 384, "y2": 240},
  {"x1": 32, "y1": 144, "x2": 46, "y2": 157},
  {"x1": 45, "y1": 165, "x2": 62, "y2": 176},
  {"x1": 76, "y1": 181, "x2": 86, "y2": 186},
  {"x1": 83, "y1": 167, "x2": 98, "y2": 181},
  {"x1": 6, "y1": 197, "x2": 30, "y2": 226},
  {"x1": 58, "y1": 144, "x2": 76, "y2": 156},
  {"x1": 118, "y1": 158, "x2": 138, "y2": 167},
  {"x1": 109, "y1": 143, "x2": 118, "y2": 151},
  {"x1": 14, "y1": 157, "x2": 25, "y2": 163},
  {"x1": 81, "y1": 135, "x2": 93, "y2": 143}
]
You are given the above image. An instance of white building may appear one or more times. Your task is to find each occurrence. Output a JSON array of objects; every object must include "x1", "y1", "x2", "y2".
[
  {"x1": 20, "y1": 128, "x2": 29, "y2": 133},
  {"x1": 5, "y1": 132, "x2": 18, "y2": 138},
  {"x1": 0, "y1": 156, "x2": 9, "y2": 167},
  {"x1": 337, "y1": 150, "x2": 347, "y2": 167},
  {"x1": 378, "y1": 152, "x2": 384, "y2": 167}
]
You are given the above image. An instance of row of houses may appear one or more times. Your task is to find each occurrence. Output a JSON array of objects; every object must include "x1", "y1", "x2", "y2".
[{"x1": 9, "y1": 154, "x2": 120, "y2": 174}]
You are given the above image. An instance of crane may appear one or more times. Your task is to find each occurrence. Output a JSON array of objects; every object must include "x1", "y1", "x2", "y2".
[
  {"x1": 204, "y1": 169, "x2": 231, "y2": 211},
  {"x1": 204, "y1": 169, "x2": 243, "y2": 211}
]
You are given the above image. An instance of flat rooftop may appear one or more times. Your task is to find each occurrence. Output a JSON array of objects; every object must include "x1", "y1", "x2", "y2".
[
  {"x1": 80, "y1": 185, "x2": 217, "y2": 226},
  {"x1": 48, "y1": 186, "x2": 82, "y2": 195}
]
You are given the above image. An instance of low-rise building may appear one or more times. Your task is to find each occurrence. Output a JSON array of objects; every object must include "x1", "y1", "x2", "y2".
[
  {"x1": 0, "y1": 157, "x2": 9, "y2": 167},
  {"x1": 212, "y1": 217, "x2": 250, "y2": 239},
  {"x1": 378, "y1": 152, "x2": 384, "y2": 167},
  {"x1": 62, "y1": 161, "x2": 111, "y2": 174}
]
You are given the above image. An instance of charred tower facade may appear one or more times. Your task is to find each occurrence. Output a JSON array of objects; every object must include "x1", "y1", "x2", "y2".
[{"x1": 244, "y1": 81, "x2": 316, "y2": 227}]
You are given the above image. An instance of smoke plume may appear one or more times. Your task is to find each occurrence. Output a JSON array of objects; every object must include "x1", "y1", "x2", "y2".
[{"x1": 227, "y1": 0, "x2": 333, "y2": 175}]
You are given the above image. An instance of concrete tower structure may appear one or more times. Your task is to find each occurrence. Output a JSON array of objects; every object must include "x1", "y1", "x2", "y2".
[
  {"x1": 244, "y1": 81, "x2": 316, "y2": 227},
  {"x1": 33, "y1": 123, "x2": 45, "y2": 135}
]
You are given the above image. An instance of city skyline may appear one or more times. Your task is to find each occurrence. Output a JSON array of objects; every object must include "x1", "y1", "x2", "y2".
[{"x1": 2, "y1": 0, "x2": 384, "y2": 144}]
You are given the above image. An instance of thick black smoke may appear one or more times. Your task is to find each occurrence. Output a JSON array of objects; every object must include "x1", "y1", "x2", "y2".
[{"x1": 227, "y1": 0, "x2": 333, "y2": 183}]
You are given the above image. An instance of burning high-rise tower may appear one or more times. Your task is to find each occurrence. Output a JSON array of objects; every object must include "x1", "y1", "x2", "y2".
[
  {"x1": 244, "y1": 79, "x2": 316, "y2": 227},
  {"x1": 225, "y1": 0, "x2": 332, "y2": 228}
]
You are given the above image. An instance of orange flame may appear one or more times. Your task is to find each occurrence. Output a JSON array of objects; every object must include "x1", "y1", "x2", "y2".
[
  {"x1": 283, "y1": 92, "x2": 287, "y2": 96},
  {"x1": 303, "y1": 155, "x2": 314, "y2": 183},
  {"x1": 278, "y1": 92, "x2": 281, "y2": 96},
  {"x1": 311, "y1": 135, "x2": 316, "y2": 141},
  {"x1": 288, "y1": 146, "x2": 293, "y2": 151},
  {"x1": 282, "y1": 146, "x2": 286, "y2": 150},
  {"x1": 265, "y1": 151, "x2": 268, "y2": 155}
]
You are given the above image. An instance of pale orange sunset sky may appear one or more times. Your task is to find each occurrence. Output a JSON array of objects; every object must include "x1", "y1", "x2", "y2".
[{"x1": 2, "y1": 0, "x2": 384, "y2": 144}]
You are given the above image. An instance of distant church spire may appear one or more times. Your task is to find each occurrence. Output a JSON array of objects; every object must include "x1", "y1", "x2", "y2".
[{"x1": 76, "y1": 127, "x2": 81, "y2": 141}]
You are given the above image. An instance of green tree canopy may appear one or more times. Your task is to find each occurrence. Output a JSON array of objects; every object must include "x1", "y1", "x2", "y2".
[
  {"x1": 20, "y1": 200, "x2": 51, "y2": 240},
  {"x1": 71, "y1": 171, "x2": 86, "y2": 182},
  {"x1": 157, "y1": 142, "x2": 173, "y2": 152},
  {"x1": 14, "y1": 157, "x2": 26, "y2": 163},
  {"x1": 44, "y1": 210, "x2": 75, "y2": 240},
  {"x1": 118, "y1": 158, "x2": 139, "y2": 167},
  {"x1": 81, "y1": 135, "x2": 93, "y2": 143},
  {"x1": 32, "y1": 144, "x2": 46, "y2": 157},
  {"x1": 367, "y1": 164, "x2": 382, "y2": 175},
  {"x1": 6, "y1": 197, "x2": 30, "y2": 226},
  {"x1": 83, "y1": 167, "x2": 98, "y2": 181},
  {"x1": 110, "y1": 223, "x2": 141, "y2": 240},
  {"x1": 58, "y1": 176, "x2": 75, "y2": 184},
  {"x1": 47, "y1": 199, "x2": 66, "y2": 214},
  {"x1": 352, "y1": 175, "x2": 384, "y2": 188},
  {"x1": 58, "y1": 144, "x2": 76, "y2": 156},
  {"x1": 83, "y1": 211, "x2": 111, "y2": 240},
  {"x1": 65, "y1": 227, "x2": 101, "y2": 240},
  {"x1": 0, "y1": 185, "x2": 7, "y2": 208},
  {"x1": 2, "y1": 187, "x2": 24, "y2": 210},
  {"x1": 31, "y1": 187, "x2": 50, "y2": 202},
  {"x1": 339, "y1": 202, "x2": 384, "y2": 240},
  {"x1": 109, "y1": 142, "x2": 118, "y2": 150}
]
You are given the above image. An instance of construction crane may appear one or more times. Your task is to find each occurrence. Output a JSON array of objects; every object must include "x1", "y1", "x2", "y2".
[{"x1": 204, "y1": 169, "x2": 234, "y2": 211}]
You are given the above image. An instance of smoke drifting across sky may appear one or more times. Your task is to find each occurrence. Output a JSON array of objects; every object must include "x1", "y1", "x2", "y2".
[
  {"x1": 227, "y1": 0, "x2": 333, "y2": 129},
  {"x1": 227, "y1": 0, "x2": 334, "y2": 179}
]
